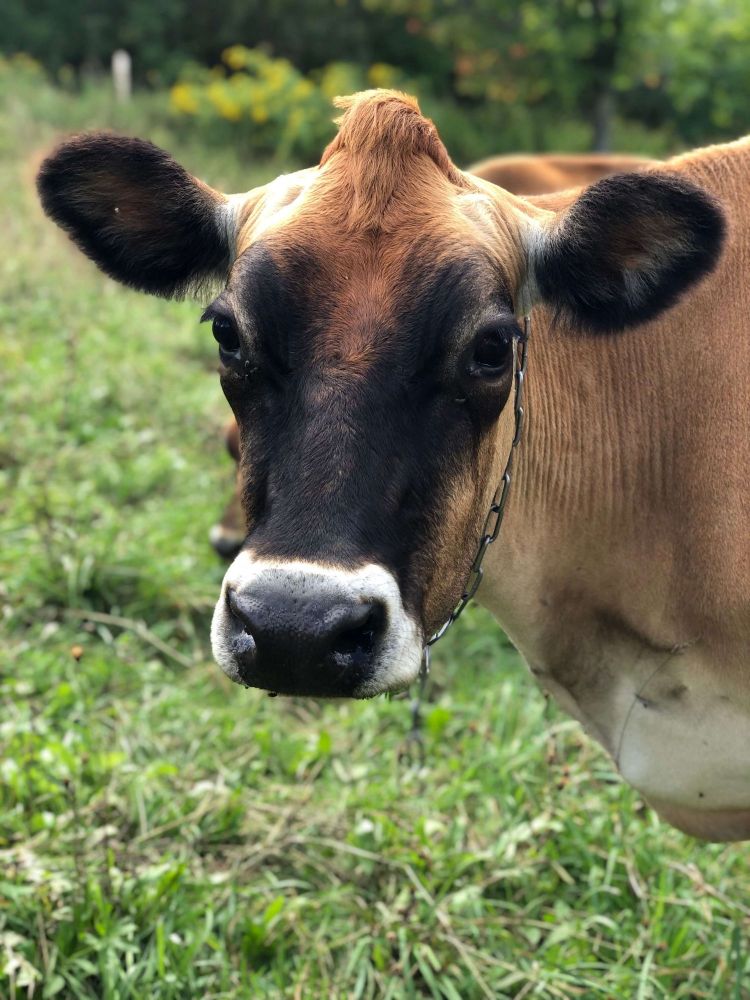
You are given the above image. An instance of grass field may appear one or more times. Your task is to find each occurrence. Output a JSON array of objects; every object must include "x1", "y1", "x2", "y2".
[{"x1": 2, "y1": 79, "x2": 749, "y2": 999}]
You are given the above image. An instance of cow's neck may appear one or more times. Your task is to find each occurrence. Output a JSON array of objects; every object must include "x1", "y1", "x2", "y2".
[
  {"x1": 477, "y1": 291, "x2": 750, "y2": 830},
  {"x1": 481, "y1": 136, "x2": 750, "y2": 698},
  {"x1": 481, "y1": 307, "x2": 682, "y2": 655}
]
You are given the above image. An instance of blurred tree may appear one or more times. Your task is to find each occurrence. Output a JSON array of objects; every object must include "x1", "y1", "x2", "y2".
[
  {"x1": 659, "y1": 0, "x2": 750, "y2": 144},
  {"x1": 4, "y1": 0, "x2": 185, "y2": 80},
  {"x1": 2, "y1": 0, "x2": 447, "y2": 86},
  {"x1": 364, "y1": 0, "x2": 661, "y2": 149},
  {"x1": 4, "y1": 0, "x2": 750, "y2": 153}
]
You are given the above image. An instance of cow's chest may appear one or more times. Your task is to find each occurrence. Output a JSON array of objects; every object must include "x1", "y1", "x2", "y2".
[{"x1": 524, "y1": 625, "x2": 750, "y2": 815}]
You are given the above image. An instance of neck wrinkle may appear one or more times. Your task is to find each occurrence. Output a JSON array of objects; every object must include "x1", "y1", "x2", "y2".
[
  {"x1": 515, "y1": 310, "x2": 684, "y2": 537},
  {"x1": 482, "y1": 309, "x2": 682, "y2": 649}
]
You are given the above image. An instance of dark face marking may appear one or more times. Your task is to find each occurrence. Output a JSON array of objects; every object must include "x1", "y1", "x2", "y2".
[{"x1": 213, "y1": 238, "x2": 519, "y2": 634}]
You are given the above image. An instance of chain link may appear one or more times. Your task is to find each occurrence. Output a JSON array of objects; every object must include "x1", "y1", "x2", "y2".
[{"x1": 421, "y1": 314, "x2": 530, "y2": 668}]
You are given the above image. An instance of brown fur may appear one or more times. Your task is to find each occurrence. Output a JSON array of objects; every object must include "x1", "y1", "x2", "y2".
[
  {"x1": 474, "y1": 139, "x2": 749, "y2": 840},
  {"x1": 469, "y1": 152, "x2": 653, "y2": 195},
  {"x1": 212, "y1": 146, "x2": 654, "y2": 559},
  {"x1": 320, "y1": 91, "x2": 469, "y2": 231},
  {"x1": 38, "y1": 90, "x2": 748, "y2": 838}
]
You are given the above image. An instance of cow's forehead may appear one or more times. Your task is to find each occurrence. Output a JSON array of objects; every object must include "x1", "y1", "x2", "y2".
[
  {"x1": 229, "y1": 180, "x2": 515, "y2": 335},
  {"x1": 239, "y1": 157, "x2": 485, "y2": 254},
  {"x1": 224, "y1": 222, "x2": 512, "y2": 371},
  {"x1": 224, "y1": 92, "x2": 532, "y2": 354},
  {"x1": 233, "y1": 92, "x2": 527, "y2": 262}
]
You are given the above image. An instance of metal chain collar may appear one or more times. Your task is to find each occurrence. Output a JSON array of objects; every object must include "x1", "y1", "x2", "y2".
[{"x1": 419, "y1": 313, "x2": 531, "y2": 682}]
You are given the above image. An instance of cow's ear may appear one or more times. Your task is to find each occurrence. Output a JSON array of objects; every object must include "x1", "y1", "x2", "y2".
[
  {"x1": 37, "y1": 133, "x2": 234, "y2": 298},
  {"x1": 529, "y1": 172, "x2": 726, "y2": 333}
]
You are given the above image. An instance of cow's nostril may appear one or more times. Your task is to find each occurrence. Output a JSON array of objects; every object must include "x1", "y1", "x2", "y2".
[
  {"x1": 329, "y1": 605, "x2": 384, "y2": 665},
  {"x1": 226, "y1": 588, "x2": 255, "y2": 637},
  {"x1": 224, "y1": 585, "x2": 386, "y2": 693}
]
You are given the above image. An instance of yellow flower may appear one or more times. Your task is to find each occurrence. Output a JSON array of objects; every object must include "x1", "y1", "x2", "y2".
[
  {"x1": 222, "y1": 46, "x2": 249, "y2": 72},
  {"x1": 207, "y1": 82, "x2": 242, "y2": 122},
  {"x1": 220, "y1": 100, "x2": 242, "y2": 122},
  {"x1": 170, "y1": 83, "x2": 198, "y2": 115},
  {"x1": 291, "y1": 79, "x2": 314, "y2": 101}
]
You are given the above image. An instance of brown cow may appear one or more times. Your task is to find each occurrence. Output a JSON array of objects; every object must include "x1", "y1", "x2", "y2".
[
  {"x1": 209, "y1": 149, "x2": 657, "y2": 560},
  {"x1": 469, "y1": 152, "x2": 652, "y2": 195},
  {"x1": 39, "y1": 91, "x2": 750, "y2": 841},
  {"x1": 210, "y1": 419, "x2": 246, "y2": 558}
]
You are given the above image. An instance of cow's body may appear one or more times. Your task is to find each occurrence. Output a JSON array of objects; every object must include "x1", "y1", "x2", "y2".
[
  {"x1": 468, "y1": 152, "x2": 652, "y2": 195},
  {"x1": 38, "y1": 92, "x2": 747, "y2": 840},
  {"x1": 210, "y1": 420, "x2": 246, "y2": 558},
  {"x1": 480, "y1": 140, "x2": 750, "y2": 840}
]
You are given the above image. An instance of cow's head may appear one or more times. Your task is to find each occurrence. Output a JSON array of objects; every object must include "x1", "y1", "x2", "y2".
[{"x1": 38, "y1": 91, "x2": 725, "y2": 698}]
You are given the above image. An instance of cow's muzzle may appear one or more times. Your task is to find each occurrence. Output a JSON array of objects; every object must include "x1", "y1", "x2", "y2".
[
  {"x1": 211, "y1": 555, "x2": 423, "y2": 698},
  {"x1": 226, "y1": 587, "x2": 384, "y2": 696}
]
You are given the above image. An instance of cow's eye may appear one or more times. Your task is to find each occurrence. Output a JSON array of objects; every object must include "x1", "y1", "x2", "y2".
[
  {"x1": 212, "y1": 315, "x2": 240, "y2": 356},
  {"x1": 468, "y1": 328, "x2": 513, "y2": 377}
]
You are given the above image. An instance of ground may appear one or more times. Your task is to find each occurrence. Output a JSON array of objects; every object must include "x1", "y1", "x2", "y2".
[{"x1": 1, "y1": 81, "x2": 748, "y2": 999}]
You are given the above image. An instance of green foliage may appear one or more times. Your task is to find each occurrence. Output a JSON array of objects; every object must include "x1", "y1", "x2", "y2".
[
  {"x1": 364, "y1": 0, "x2": 750, "y2": 149},
  {"x1": 168, "y1": 47, "x2": 486, "y2": 163},
  {"x1": 169, "y1": 48, "x2": 370, "y2": 161},
  {"x1": 166, "y1": 43, "x2": 674, "y2": 164},
  {"x1": 656, "y1": 0, "x2": 750, "y2": 143},
  {"x1": 5, "y1": 0, "x2": 750, "y2": 155},
  {"x1": 0, "y1": 0, "x2": 440, "y2": 87},
  {"x1": 0, "y1": 51, "x2": 45, "y2": 89},
  {"x1": 2, "y1": 82, "x2": 750, "y2": 999}
]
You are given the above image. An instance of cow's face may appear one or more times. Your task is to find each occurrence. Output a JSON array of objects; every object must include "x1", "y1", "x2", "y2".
[
  {"x1": 206, "y1": 184, "x2": 525, "y2": 696},
  {"x1": 38, "y1": 90, "x2": 724, "y2": 698}
]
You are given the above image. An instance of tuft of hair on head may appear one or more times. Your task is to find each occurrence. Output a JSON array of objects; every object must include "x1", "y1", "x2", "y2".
[{"x1": 320, "y1": 89, "x2": 467, "y2": 228}]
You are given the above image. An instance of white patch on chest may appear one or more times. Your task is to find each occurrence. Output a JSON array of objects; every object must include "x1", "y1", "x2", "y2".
[
  {"x1": 612, "y1": 659, "x2": 750, "y2": 810},
  {"x1": 534, "y1": 646, "x2": 750, "y2": 812}
]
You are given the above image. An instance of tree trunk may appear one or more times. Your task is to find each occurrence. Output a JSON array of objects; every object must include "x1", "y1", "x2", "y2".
[{"x1": 593, "y1": 89, "x2": 615, "y2": 151}]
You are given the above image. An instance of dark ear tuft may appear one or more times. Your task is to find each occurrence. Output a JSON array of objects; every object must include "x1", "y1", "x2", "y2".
[
  {"x1": 37, "y1": 133, "x2": 230, "y2": 298},
  {"x1": 534, "y1": 172, "x2": 726, "y2": 333}
]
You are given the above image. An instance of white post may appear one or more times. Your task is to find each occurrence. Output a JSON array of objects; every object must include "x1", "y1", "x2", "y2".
[{"x1": 112, "y1": 49, "x2": 132, "y2": 104}]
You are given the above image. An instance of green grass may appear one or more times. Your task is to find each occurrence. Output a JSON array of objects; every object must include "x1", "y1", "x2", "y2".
[{"x1": 2, "y1": 77, "x2": 749, "y2": 1000}]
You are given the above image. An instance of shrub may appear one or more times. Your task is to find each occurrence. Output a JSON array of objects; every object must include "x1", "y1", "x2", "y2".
[
  {"x1": 168, "y1": 47, "x2": 427, "y2": 163},
  {"x1": 170, "y1": 47, "x2": 331, "y2": 161},
  {"x1": 0, "y1": 51, "x2": 45, "y2": 97}
]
